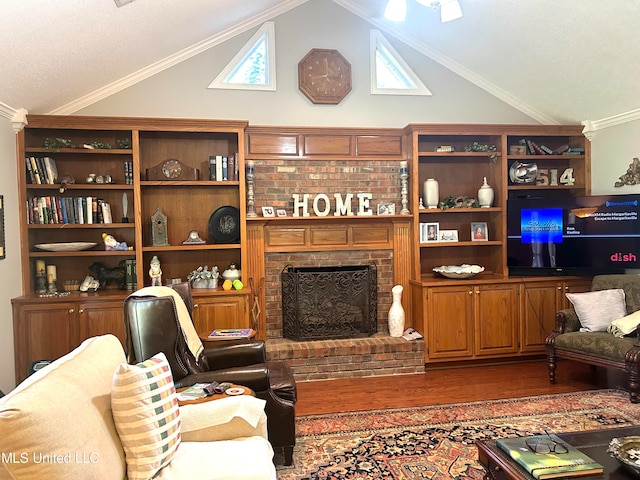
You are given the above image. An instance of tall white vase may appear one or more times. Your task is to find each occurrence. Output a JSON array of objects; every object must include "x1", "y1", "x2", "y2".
[
  {"x1": 423, "y1": 178, "x2": 439, "y2": 209},
  {"x1": 388, "y1": 285, "x2": 406, "y2": 338}
]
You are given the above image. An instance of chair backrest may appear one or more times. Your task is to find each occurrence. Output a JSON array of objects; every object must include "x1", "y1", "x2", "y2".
[
  {"x1": 592, "y1": 274, "x2": 640, "y2": 314},
  {"x1": 123, "y1": 283, "x2": 207, "y2": 382}
]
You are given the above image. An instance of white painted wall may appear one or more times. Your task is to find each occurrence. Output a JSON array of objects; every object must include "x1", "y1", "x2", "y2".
[
  {"x1": 0, "y1": 0, "x2": 636, "y2": 393},
  {"x1": 0, "y1": 119, "x2": 21, "y2": 394},
  {"x1": 590, "y1": 119, "x2": 640, "y2": 195}
]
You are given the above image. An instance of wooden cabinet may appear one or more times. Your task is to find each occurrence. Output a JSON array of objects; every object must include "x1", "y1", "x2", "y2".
[
  {"x1": 191, "y1": 290, "x2": 251, "y2": 334},
  {"x1": 519, "y1": 278, "x2": 592, "y2": 353},
  {"x1": 416, "y1": 281, "x2": 518, "y2": 361},
  {"x1": 12, "y1": 294, "x2": 125, "y2": 383}
]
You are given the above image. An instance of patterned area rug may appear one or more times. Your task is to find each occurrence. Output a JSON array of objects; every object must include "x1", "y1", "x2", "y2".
[{"x1": 276, "y1": 389, "x2": 640, "y2": 479}]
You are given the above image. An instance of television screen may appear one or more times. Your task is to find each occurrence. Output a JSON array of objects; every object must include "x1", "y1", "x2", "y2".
[{"x1": 507, "y1": 194, "x2": 640, "y2": 276}]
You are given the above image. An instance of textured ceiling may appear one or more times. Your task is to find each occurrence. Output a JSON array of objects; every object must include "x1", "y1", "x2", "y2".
[{"x1": 1, "y1": 0, "x2": 638, "y2": 124}]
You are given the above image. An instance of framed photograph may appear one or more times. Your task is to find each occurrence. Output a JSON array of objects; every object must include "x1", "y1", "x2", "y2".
[
  {"x1": 261, "y1": 206, "x2": 275, "y2": 217},
  {"x1": 439, "y1": 229, "x2": 458, "y2": 242},
  {"x1": 276, "y1": 209, "x2": 287, "y2": 217},
  {"x1": 422, "y1": 222, "x2": 439, "y2": 242},
  {"x1": 471, "y1": 222, "x2": 488, "y2": 241},
  {"x1": 377, "y1": 203, "x2": 395, "y2": 215}
]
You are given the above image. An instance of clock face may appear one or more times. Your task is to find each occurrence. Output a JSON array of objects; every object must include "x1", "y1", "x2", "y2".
[
  {"x1": 298, "y1": 49, "x2": 352, "y2": 105},
  {"x1": 162, "y1": 159, "x2": 182, "y2": 179}
]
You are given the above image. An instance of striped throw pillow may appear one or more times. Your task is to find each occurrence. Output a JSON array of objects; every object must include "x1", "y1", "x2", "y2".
[{"x1": 111, "y1": 352, "x2": 181, "y2": 480}]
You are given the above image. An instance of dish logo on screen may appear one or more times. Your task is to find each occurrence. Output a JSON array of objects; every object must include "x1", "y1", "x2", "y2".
[{"x1": 611, "y1": 252, "x2": 638, "y2": 262}]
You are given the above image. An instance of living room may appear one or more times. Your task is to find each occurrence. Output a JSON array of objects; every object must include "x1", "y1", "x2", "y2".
[{"x1": 0, "y1": 0, "x2": 638, "y2": 398}]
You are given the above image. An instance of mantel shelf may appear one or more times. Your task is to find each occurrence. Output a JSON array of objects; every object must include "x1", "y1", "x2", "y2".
[{"x1": 246, "y1": 214, "x2": 412, "y2": 223}]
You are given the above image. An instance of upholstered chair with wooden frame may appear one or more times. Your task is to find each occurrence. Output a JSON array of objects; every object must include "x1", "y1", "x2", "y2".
[{"x1": 123, "y1": 282, "x2": 297, "y2": 465}]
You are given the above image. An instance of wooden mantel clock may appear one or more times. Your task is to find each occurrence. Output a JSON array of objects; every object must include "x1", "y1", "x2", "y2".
[{"x1": 298, "y1": 49, "x2": 352, "y2": 105}]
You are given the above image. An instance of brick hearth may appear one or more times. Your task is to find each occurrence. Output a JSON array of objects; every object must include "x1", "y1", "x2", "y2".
[{"x1": 266, "y1": 335, "x2": 425, "y2": 382}]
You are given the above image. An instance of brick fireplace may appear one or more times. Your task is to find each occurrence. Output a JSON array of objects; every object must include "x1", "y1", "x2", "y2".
[{"x1": 243, "y1": 129, "x2": 425, "y2": 380}]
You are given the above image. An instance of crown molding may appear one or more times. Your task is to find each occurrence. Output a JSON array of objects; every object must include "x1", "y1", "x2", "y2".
[
  {"x1": 0, "y1": 102, "x2": 28, "y2": 132},
  {"x1": 0, "y1": 102, "x2": 16, "y2": 121},
  {"x1": 49, "y1": 0, "x2": 310, "y2": 115},
  {"x1": 582, "y1": 108, "x2": 640, "y2": 140}
]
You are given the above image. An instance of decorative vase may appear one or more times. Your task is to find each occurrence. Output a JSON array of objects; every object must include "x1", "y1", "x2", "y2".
[
  {"x1": 477, "y1": 177, "x2": 494, "y2": 208},
  {"x1": 388, "y1": 285, "x2": 406, "y2": 338},
  {"x1": 423, "y1": 178, "x2": 439, "y2": 209}
]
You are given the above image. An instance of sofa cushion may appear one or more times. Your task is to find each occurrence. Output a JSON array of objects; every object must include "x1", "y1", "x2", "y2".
[
  {"x1": 0, "y1": 335, "x2": 126, "y2": 480},
  {"x1": 112, "y1": 352, "x2": 181, "y2": 480},
  {"x1": 566, "y1": 288, "x2": 627, "y2": 332},
  {"x1": 553, "y1": 331, "x2": 637, "y2": 361},
  {"x1": 154, "y1": 438, "x2": 276, "y2": 480}
]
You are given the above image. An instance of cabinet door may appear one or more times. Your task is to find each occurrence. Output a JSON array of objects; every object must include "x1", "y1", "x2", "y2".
[
  {"x1": 192, "y1": 294, "x2": 249, "y2": 334},
  {"x1": 77, "y1": 300, "x2": 126, "y2": 347},
  {"x1": 558, "y1": 279, "x2": 592, "y2": 310},
  {"x1": 426, "y1": 286, "x2": 474, "y2": 360},
  {"x1": 13, "y1": 302, "x2": 77, "y2": 383},
  {"x1": 519, "y1": 281, "x2": 559, "y2": 353},
  {"x1": 474, "y1": 283, "x2": 519, "y2": 356}
]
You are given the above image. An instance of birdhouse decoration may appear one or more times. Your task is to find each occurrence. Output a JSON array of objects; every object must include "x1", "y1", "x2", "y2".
[{"x1": 151, "y1": 207, "x2": 169, "y2": 246}]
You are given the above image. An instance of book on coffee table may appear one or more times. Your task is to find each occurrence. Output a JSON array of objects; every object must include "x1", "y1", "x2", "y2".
[{"x1": 497, "y1": 434, "x2": 604, "y2": 479}]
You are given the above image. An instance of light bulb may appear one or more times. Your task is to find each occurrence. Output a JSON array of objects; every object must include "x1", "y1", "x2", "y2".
[{"x1": 384, "y1": 0, "x2": 407, "y2": 22}]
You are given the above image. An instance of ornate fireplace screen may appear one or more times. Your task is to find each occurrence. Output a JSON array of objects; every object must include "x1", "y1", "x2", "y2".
[{"x1": 281, "y1": 264, "x2": 377, "y2": 341}]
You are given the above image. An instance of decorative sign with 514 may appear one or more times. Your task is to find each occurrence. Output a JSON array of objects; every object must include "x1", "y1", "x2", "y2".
[{"x1": 537, "y1": 168, "x2": 575, "y2": 186}]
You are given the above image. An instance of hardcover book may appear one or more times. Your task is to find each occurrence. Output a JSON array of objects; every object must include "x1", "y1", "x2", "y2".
[{"x1": 497, "y1": 434, "x2": 604, "y2": 479}]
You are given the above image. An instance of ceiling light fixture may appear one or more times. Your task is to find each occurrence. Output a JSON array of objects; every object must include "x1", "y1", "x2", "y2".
[{"x1": 384, "y1": 0, "x2": 462, "y2": 23}]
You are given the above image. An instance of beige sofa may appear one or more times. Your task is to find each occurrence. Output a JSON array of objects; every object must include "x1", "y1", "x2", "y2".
[{"x1": 0, "y1": 335, "x2": 277, "y2": 480}]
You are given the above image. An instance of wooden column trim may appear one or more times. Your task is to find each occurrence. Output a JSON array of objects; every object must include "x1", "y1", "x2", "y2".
[
  {"x1": 393, "y1": 219, "x2": 413, "y2": 328},
  {"x1": 246, "y1": 222, "x2": 267, "y2": 340}
]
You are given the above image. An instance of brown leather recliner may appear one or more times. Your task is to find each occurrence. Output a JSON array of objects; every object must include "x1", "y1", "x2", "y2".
[{"x1": 123, "y1": 283, "x2": 296, "y2": 465}]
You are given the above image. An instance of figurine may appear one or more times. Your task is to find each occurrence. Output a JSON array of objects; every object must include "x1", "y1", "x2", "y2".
[
  {"x1": 102, "y1": 232, "x2": 132, "y2": 251},
  {"x1": 149, "y1": 255, "x2": 162, "y2": 286}
]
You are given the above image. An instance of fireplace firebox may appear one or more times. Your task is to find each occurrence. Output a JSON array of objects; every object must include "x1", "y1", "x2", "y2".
[{"x1": 281, "y1": 264, "x2": 377, "y2": 341}]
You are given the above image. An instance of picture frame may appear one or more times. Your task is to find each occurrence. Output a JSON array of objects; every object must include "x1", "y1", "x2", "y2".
[
  {"x1": 471, "y1": 222, "x2": 488, "y2": 241},
  {"x1": 422, "y1": 222, "x2": 439, "y2": 243},
  {"x1": 0, "y1": 195, "x2": 4, "y2": 259},
  {"x1": 276, "y1": 208, "x2": 287, "y2": 217},
  {"x1": 261, "y1": 206, "x2": 275, "y2": 217},
  {"x1": 377, "y1": 203, "x2": 395, "y2": 215},
  {"x1": 439, "y1": 229, "x2": 458, "y2": 242}
]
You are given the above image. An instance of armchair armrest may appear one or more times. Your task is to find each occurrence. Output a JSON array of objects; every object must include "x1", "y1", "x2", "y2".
[
  {"x1": 180, "y1": 396, "x2": 268, "y2": 442},
  {"x1": 555, "y1": 308, "x2": 580, "y2": 333},
  {"x1": 203, "y1": 341, "x2": 267, "y2": 369}
]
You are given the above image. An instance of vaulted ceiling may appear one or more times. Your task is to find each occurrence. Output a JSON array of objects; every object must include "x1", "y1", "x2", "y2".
[{"x1": 1, "y1": 0, "x2": 638, "y2": 127}]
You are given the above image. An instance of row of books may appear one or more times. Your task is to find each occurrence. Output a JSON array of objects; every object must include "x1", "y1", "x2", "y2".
[
  {"x1": 518, "y1": 139, "x2": 585, "y2": 156},
  {"x1": 123, "y1": 259, "x2": 137, "y2": 291},
  {"x1": 27, "y1": 196, "x2": 113, "y2": 225},
  {"x1": 208, "y1": 153, "x2": 239, "y2": 181},
  {"x1": 25, "y1": 156, "x2": 58, "y2": 185}
]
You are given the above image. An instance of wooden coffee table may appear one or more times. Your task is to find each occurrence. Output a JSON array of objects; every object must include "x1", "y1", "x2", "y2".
[{"x1": 476, "y1": 426, "x2": 640, "y2": 480}]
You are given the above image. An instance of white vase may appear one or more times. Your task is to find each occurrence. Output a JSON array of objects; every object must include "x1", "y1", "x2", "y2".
[
  {"x1": 477, "y1": 177, "x2": 494, "y2": 208},
  {"x1": 388, "y1": 285, "x2": 406, "y2": 338},
  {"x1": 423, "y1": 178, "x2": 439, "y2": 209}
]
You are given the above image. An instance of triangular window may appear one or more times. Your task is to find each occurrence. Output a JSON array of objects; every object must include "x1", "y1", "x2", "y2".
[
  {"x1": 370, "y1": 30, "x2": 431, "y2": 96},
  {"x1": 208, "y1": 22, "x2": 275, "y2": 91}
]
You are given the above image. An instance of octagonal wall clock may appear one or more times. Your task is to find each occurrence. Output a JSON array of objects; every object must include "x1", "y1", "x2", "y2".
[{"x1": 298, "y1": 48, "x2": 352, "y2": 105}]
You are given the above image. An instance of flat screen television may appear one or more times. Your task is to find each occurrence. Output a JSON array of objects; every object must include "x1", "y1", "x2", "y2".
[{"x1": 507, "y1": 194, "x2": 640, "y2": 276}]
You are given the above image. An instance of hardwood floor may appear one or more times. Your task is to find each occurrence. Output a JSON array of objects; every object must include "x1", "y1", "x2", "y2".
[{"x1": 294, "y1": 359, "x2": 629, "y2": 416}]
